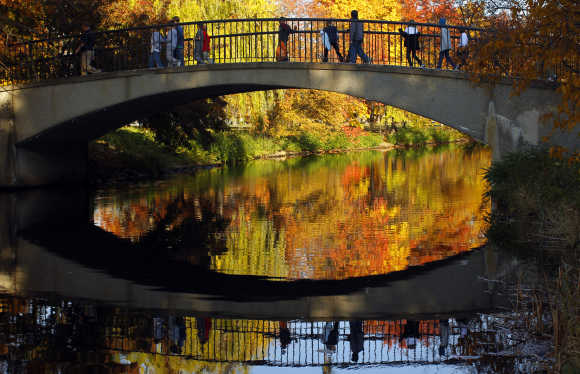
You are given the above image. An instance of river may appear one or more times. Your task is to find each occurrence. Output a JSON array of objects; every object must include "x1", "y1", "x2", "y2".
[{"x1": 0, "y1": 145, "x2": 531, "y2": 373}]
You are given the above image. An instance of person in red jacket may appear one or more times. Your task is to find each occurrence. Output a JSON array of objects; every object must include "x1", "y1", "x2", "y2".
[
  {"x1": 202, "y1": 24, "x2": 213, "y2": 63},
  {"x1": 195, "y1": 23, "x2": 213, "y2": 64}
]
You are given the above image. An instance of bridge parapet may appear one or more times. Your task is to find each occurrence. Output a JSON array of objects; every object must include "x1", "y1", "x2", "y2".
[{"x1": 3, "y1": 18, "x2": 484, "y2": 84}]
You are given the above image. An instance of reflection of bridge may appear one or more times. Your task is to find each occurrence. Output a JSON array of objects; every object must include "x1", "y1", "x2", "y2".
[
  {"x1": 0, "y1": 292, "x2": 512, "y2": 370},
  {"x1": 0, "y1": 19, "x2": 575, "y2": 187}
]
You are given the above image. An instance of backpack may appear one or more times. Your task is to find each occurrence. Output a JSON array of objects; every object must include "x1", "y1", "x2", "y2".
[{"x1": 176, "y1": 26, "x2": 184, "y2": 48}]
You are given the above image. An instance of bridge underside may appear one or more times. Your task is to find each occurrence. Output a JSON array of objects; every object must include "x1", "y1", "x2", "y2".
[{"x1": 1, "y1": 63, "x2": 573, "y2": 187}]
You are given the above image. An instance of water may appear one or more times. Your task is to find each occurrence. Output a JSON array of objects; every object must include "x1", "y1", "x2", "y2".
[{"x1": 0, "y1": 146, "x2": 528, "y2": 373}]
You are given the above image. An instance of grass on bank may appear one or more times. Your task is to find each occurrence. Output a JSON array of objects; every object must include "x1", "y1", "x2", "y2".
[
  {"x1": 484, "y1": 149, "x2": 580, "y2": 373},
  {"x1": 386, "y1": 126, "x2": 465, "y2": 146},
  {"x1": 89, "y1": 126, "x2": 387, "y2": 175}
]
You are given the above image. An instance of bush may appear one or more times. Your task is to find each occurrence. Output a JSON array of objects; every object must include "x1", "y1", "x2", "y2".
[
  {"x1": 295, "y1": 132, "x2": 324, "y2": 152},
  {"x1": 356, "y1": 133, "x2": 385, "y2": 148},
  {"x1": 323, "y1": 133, "x2": 351, "y2": 151},
  {"x1": 484, "y1": 149, "x2": 580, "y2": 250}
]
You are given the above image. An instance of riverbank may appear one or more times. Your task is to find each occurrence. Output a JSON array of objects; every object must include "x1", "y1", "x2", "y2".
[
  {"x1": 88, "y1": 125, "x2": 465, "y2": 184},
  {"x1": 484, "y1": 150, "x2": 580, "y2": 373}
]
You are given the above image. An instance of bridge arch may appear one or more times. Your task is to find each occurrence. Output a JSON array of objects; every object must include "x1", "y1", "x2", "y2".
[
  {"x1": 0, "y1": 63, "x2": 567, "y2": 187},
  {"x1": 14, "y1": 63, "x2": 497, "y2": 146}
]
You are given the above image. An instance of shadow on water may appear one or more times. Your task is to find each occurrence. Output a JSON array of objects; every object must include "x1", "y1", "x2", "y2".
[{"x1": 0, "y1": 147, "x2": 531, "y2": 373}]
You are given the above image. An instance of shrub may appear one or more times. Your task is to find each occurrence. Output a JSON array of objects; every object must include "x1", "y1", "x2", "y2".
[{"x1": 295, "y1": 132, "x2": 324, "y2": 152}]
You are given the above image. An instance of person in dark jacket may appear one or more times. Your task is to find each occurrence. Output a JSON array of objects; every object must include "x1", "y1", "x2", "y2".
[
  {"x1": 347, "y1": 10, "x2": 370, "y2": 64},
  {"x1": 75, "y1": 23, "x2": 101, "y2": 75},
  {"x1": 348, "y1": 320, "x2": 364, "y2": 362},
  {"x1": 398, "y1": 20, "x2": 424, "y2": 68},
  {"x1": 276, "y1": 17, "x2": 295, "y2": 61},
  {"x1": 321, "y1": 20, "x2": 344, "y2": 62}
]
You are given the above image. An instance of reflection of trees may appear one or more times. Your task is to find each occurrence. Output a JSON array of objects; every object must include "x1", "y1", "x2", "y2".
[{"x1": 93, "y1": 147, "x2": 491, "y2": 280}]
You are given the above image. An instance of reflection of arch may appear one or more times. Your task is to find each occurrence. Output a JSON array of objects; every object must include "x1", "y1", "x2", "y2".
[{"x1": 15, "y1": 221, "x2": 509, "y2": 318}]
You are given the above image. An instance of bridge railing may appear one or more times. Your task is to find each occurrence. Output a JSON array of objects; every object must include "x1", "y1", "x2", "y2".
[{"x1": 2, "y1": 18, "x2": 483, "y2": 84}]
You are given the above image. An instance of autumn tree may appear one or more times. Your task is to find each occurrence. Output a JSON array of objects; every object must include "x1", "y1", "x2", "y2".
[{"x1": 467, "y1": 0, "x2": 579, "y2": 160}]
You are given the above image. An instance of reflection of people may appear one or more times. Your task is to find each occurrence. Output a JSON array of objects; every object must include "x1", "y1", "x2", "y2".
[
  {"x1": 348, "y1": 320, "x2": 364, "y2": 362},
  {"x1": 153, "y1": 317, "x2": 166, "y2": 343},
  {"x1": 400, "y1": 320, "x2": 420, "y2": 349},
  {"x1": 439, "y1": 319, "x2": 450, "y2": 356},
  {"x1": 168, "y1": 316, "x2": 186, "y2": 354},
  {"x1": 196, "y1": 317, "x2": 212, "y2": 345},
  {"x1": 279, "y1": 321, "x2": 291, "y2": 353},
  {"x1": 322, "y1": 321, "x2": 339, "y2": 351}
]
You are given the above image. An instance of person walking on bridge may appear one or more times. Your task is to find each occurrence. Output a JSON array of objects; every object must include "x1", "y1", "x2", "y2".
[
  {"x1": 276, "y1": 17, "x2": 295, "y2": 62},
  {"x1": 195, "y1": 23, "x2": 212, "y2": 64},
  {"x1": 166, "y1": 21, "x2": 178, "y2": 67},
  {"x1": 437, "y1": 18, "x2": 457, "y2": 70},
  {"x1": 75, "y1": 23, "x2": 101, "y2": 75},
  {"x1": 457, "y1": 27, "x2": 469, "y2": 69},
  {"x1": 399, "y1": 20, "x2": 424, "y2": 68},
  {"x1": 347, "y1": 10, "x2": 370, "y2": 64},
  {"x1": 321, "y1": 20, "x2": 344, "y2": 63},
  {"x1": 148, "y1": 26, "x2": 166, "y2": 68},
  {"x1": 172, "y1": 16, "x2": 185, "y2": 66}
]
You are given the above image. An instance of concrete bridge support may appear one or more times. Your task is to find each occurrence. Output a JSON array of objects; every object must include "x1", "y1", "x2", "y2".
[{"x1": 0, "y1": 91, "x2": 87, "y2": 187}]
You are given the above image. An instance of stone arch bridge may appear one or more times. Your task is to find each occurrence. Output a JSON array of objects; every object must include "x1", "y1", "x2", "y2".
[{"x1": 0, "y1": 63, "x2": 572, "y2": 187}]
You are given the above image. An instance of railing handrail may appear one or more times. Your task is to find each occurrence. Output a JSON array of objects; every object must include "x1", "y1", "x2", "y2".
[{"x1": 7, "y1": 18, "x2": 485, "y2": 47}]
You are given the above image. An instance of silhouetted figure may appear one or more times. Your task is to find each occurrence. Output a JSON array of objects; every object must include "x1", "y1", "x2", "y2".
[
  {"x1": 348, "y1": 320, "x2": 364, "y2": 362},
  {"x1": 276, "y1": 18, "x2": 295, "y2": 62},
  {"x1": 400, "y1": 320, "x2": 420, "y2": 349},
  {"x1": 437, "y1": 18, "x2": 456, "y2": 69},
  {"x1": 439, "y1": 319, "x2": 450, "y2": 356},
  {"x1": 168, "y1": 316, "x2": 186, "y2": 354},
  {"x1": 322, "y1": 321, "x2": 339, "y2": 351},
  {"x1": 196, "y1": 317, "x2": 212, "y2": 345},
  {"x1": 399, "y1": 20, "x2": 423, "y2": 68},
  {"x1": 321, "y1": 20, "x2": 344, "y2": 62},
  {"x1": 279, "y1": 321, "x2": 291, "y2": 353},
  {"x1": 347, "y1": 10, "x2": 369, "y2": 64},
  {"x1": 75, "y1": 23, "x2": 101, "y2": 75},
  {"x1": 457, "y1": 27, "x2": 469, "y2": 68}
]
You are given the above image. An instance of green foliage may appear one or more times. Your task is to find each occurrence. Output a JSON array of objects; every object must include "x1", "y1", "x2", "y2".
[
  {"x1": 295, "y1": 132, "x2": 325, "y2": 152},
  {"x1": 484, "y1": 149, "x2": 580, "y2": 250},
  {"x1": 90, "y1": 127, "x2": 204, "y2": 176},
  {"x1": 387, "y1": 126, "x2": 463, "y2": 146},
  {"x1": 356, "y1": 133, "x2": 385, "y2": 148}
]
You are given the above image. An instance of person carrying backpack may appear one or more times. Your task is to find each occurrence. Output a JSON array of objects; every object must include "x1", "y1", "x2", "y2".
[
  {"x1": 321, "y1": 20, "x2": 344, "y2": 62},
  {"x1": 172, "y1": 16, "x2": 185, "y2": 66},
  {"x1": 399, "y1": 20, "x2": 424, "y2": 68}
]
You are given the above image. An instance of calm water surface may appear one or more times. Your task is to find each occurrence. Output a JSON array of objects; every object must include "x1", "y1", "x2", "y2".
[{"x1": 0, "y1": 146, "x2": 527, "y2": 373}]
